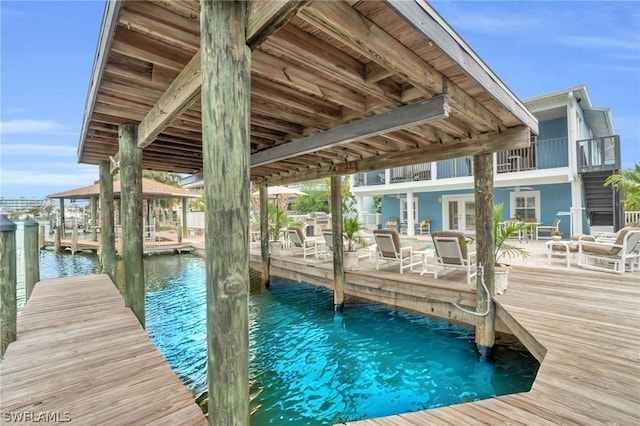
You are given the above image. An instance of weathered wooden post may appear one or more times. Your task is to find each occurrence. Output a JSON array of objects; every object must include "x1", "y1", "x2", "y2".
[
  {"x1": 201, "y1": 1, "x2": 250, "y2": 423},
  {"x1": 0, "y1": 214, "x2": 17, "y2": 359},
  {"x1": 59, "y1": 198, "x2": 65, "y2": 237},
  {"x1": 177, "y1": 224, "x2": 183, "y2": 243},
  {"x1": 23, "y1": 218, "x2": 40, "y2": 302},
  {"x1": 48, "y1": 216, "x2": 54, "y2": 235},
  {"x1": 119, "y1": 123, "x2": 145, "y2": 327},
  {"x1": 474, "y1": 153, "x2": 495, "y2": 358},
  {"x1": 260, "y1": 186, "x2": 269, "y2": 288},
  {"x1": 99, "y1": 160, "x2": 116, "y2": 279},
  {"x1": 71, "y1": 221, "x2": 78, "y2": 255},
  {"x1": 39, "y1": 224, "x2": 46, "y2": 249},
  {"x1": 54, "y1": 222, "x2": 62, "y2": 253},
  {"x1": 91, "y1": 195, "x2": 98, "y2": 241},
  {"x1": 330, "y1": 176, "x2": 345, "y2": 313},
  {"x1": 182, "y1": 197, "x2": 188, "y2": 238}
]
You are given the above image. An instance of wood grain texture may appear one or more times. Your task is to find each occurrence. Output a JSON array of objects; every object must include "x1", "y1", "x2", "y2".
[
  {"x1": 0, "y1": 274, "x2": 206, "y2": 425},
  {"x1": 119, "y1": 124, "x2": 145, "y2": 326},
  {"x1": 99, "y1": 160, "x2": 116, "y2": 278},
  {"x1": 201, "y1": 1, "x2": 251, "y2": 424}
]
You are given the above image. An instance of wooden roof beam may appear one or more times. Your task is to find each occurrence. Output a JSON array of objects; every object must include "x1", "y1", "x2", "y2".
[
  {"x1": 299, "y1": 2, "x2": 502, "y2": 133},
  {"x1": 256, "y1": 126, "x2": 530, "y2": 186},
  {"x1": 386, "y1": 0, "x2": 538, "y2": 133},
  {"x1": 137, "y1": 50, "x2": 201, "y2": 148},
  {"x1": 251, "y1": 94, "x2": 450, "y2": 167},
  {"x1": 246, "y1": 0, "x2": 310, "y2": 49}
]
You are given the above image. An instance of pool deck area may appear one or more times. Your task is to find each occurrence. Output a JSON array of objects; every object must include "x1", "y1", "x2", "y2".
[
  {"x1": 249, "y1": 236, "x2": 640, "y2": 425},
  {"x1": 0, "y1": 274, "x2": 206, "y2": 425}
]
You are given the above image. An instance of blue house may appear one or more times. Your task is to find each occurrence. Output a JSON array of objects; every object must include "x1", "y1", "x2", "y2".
[{"x1": 351, "y1": 86, "x2": 622, "y2": 238}]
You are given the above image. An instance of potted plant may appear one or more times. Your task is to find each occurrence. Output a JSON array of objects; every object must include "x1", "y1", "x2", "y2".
[
  {"x1": 343, "y1": 215, "x2": 367, "y2": 270},
  {"x1": 493, "y1": 203, "x2": 531, "y2": 294},
  {"x1": 268, "y1": 204, "x2": 287, "y2": 255},
  {"x1": 551, "y1": 229, "x2": 563, "y2": 241}
]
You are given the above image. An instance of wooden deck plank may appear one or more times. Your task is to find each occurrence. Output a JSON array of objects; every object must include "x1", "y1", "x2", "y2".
[{"x1": 0, "y1": 274, "x2": 206, "y2": 425}]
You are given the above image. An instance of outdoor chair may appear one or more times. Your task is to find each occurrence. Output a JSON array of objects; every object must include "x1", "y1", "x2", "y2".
[
  {"x1": 322, "y1": 229, "x2": 334, "y2": 261},
  {"x1": 384, "y1": 216, "x2": 398, "y2": 231},
  {"x1": 431, "y1": 231, "x2": 477, "y2": 284},
  {"x1": 578, "y1": 227, "x2": 640, "y2": 274},
  {"x1": 372, "y1": 229, "x2": 420, "y2": 274},
  {"x1": 537, "y1": 218, "x2": 560, "y2": 239},
  {"x1": 416, "y1": 217, "x2": 431, "y2": 235},
  {"x1": 287, "y1": 227, "x2": 323, "y2": 259}
]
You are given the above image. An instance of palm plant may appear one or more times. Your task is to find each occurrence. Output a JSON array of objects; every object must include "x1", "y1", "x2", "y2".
[
  {"x1": 604, "y1": 163, "x2": 640, "y2": 210},
  {"x1": 493, "y1": 203, "x2": 531, "y2": 265},
  {"x1": 268, "y1": 204, "x2": 287, "y2": 242},
  {"x1": 343, "y1": 216, "x2": 367, "y2": 252}
]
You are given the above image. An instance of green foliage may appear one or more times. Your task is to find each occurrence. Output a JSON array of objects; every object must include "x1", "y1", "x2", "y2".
[
  {"x1": 189, "y1": 193, "x2": 205, "y2": 212},
  {"x1": 290, "y1": 186, "x2": 327, "y2": 214},
  {"x1": 372, "y1": 196, "x2": 382, "y2": 214},
  {"x1": 343, "y1": 216, "x2": 367, "y2": 252},
  {"x1": 268, "y1": 204, "x2": 287, "y2": 241},
  {"x1": 604, "y1": 163, "x2": 640, "y2": 210},
  {"x1": 493, "y1": 203, "x2": 531, "y2": 264}
]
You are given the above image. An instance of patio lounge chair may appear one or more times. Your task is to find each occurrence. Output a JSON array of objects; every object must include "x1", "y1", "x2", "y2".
[
  {"x1": 537, "y1": 218, "x2": 560, "y2": 239},
  {"x1": 372, "y1": 229, "x2": 420, "y2": 274},
  {"x1": 287, "y1": 227, "x2": 322, "y2": 259},
  {"x1": 431, "y1": 231, "x2": 477, "y2": 284},
  {"x1": 322, "y1": 229, "x2": 334, "y2": 261},
  {"x1": 578, "y1": 227, "x2": 640, "y2": 274}
]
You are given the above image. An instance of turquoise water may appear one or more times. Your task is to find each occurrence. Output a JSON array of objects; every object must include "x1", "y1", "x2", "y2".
[{"x1": 36, "y1": 251, "x2": 538, "y2": 425}]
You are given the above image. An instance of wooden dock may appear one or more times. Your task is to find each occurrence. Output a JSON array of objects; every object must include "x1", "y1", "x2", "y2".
[
  {"x1": 0, "y1": 274, "x2": 206, "y2": 425},
  {"x1": 250, "y1": 244, "x2": 640, "y2": 425},
  {"x1": 42, "y1": 239, "x2": 194, "y2": 255}
]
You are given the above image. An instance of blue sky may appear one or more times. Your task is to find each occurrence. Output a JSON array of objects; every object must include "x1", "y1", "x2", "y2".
[{"x1": 1, "y1": 1, "x2": 638, "y2": 200}]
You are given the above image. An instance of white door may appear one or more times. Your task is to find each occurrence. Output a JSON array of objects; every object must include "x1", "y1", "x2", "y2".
[{"x1": 443, "y1": 196, "x2": 475, "y2": 234}]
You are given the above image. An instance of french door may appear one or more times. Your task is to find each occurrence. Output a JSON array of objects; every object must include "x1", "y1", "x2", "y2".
[{"x1": 443, "y1": 195, "x2": 475, "y2": 234}]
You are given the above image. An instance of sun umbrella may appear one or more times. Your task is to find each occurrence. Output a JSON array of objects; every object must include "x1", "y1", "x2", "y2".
[{"x1": 251, "y1": 186, "x2": 307, "y2": 198}]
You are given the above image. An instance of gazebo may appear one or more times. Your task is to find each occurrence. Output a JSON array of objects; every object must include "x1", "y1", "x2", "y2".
[
  {"x1": 47, "y1": 178, "x2": 200, "y2": 238},
  {"x1": 74, "y1": 1, "x2": 538, "y2": 423}
]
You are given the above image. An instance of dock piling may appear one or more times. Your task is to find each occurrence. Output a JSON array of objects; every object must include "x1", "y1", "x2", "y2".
[
  {"x1": 0, "y1": 214, "x2": 17, "y2": 359},
  {"x1": 24, "y1": 218, "x2": 40, "y2": 302}
]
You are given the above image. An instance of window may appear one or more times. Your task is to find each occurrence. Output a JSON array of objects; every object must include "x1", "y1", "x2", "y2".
[
  {"x1": 510, "y1": 191, "x2": 540, "y2": 220},
  {"x1": 400, "y1": 197, "x2": 418, "y2": 224}
]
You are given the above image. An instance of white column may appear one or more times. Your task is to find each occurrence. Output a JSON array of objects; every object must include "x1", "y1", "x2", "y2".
[
  {"x1": 431, "y1": 161, "x2": 438, "y2": 180},
  {"x1": 384, "y1": 168, "x2": 391, "y2": 185},
  {"x1": 406, "y1": 191, "x2": 415, "y2": 236},
  {"x1": 567, "y1": 91, "x2": 584, "y2": 234}
]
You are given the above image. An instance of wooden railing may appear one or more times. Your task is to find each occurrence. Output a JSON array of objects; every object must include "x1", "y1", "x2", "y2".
[
  {"x1": 625, "y1": 211, "x2": 640, "y2": 225},
  {"x1": 577, "y1": 135, "x2": 620, "y2": 173}
]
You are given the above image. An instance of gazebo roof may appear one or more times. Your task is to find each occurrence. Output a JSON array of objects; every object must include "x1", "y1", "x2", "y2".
[
  {"x1": 47, "y1": 178, "x2": 200, "y2": 200},
  {"x1": 77, "y1": 0, "x2": 538, "y2": 186}
]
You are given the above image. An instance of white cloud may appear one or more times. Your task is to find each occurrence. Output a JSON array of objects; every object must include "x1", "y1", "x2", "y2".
[
  {"x1": 432, "y1": 4, "x2": 541, "y2": 35},
  {"x1": 0, "y1": 119, "x2": 77, "y2": 136},
  {"x1": 1, "y1": 144, "x2": 77, "y2": 158},
  {"x1": 1, "y1": 168, "x2": 99, "y2": 198},
  {"x1": 556, "y1": 34, "x2": 640, "y2": 51}
]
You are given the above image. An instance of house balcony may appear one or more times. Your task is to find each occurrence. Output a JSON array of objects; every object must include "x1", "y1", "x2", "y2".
[
  {"x1": 497, "y1": 137, "x2": 568, "y2": 174},
  {"x1": 352, "y1": 137, "x2": 572, "y2": 188}
]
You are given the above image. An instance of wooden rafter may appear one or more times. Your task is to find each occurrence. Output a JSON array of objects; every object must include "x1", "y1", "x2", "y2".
[{"x1": 251, "y1": 94, "x2": 450, "y2": 167}]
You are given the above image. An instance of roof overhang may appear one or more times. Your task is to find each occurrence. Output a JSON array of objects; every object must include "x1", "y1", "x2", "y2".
[{"x1": 77, "y1": 0, "x2": 538, "y2": 187}]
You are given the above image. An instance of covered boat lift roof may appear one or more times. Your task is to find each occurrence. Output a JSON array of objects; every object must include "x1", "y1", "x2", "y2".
[{"x1": 77, "y1": 0, "x2": 537, "y2": 185}]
